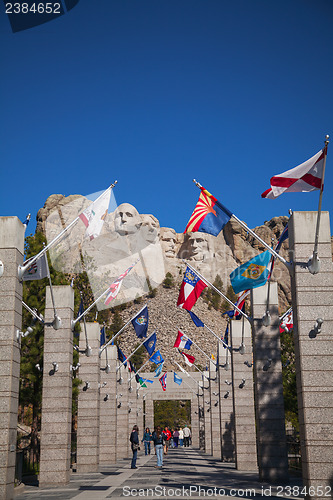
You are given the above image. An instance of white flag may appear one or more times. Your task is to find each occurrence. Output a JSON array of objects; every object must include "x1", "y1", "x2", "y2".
[
  {"x1": 79, "y1": 187, "x2": 111, "y2": 240},
  {"x1": 23, "y1": 254, "x2": 49, "y2": 281}
]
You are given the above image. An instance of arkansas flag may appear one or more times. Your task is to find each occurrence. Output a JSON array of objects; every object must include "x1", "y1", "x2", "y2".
[
  {"x1": 104, "y1": 261, "x2": 137, "y2": 305},
  {"x1": 262, "y1": 147, "x2": 326, "y2": 199},
  {"x1": 177, "y1": 266, "x2": 207, "y2": 310},
  {"x1": 179, "y1": 350, "x2": 195, "y2": 367},
  {"x1": 159, "y1": 372, "x2": 167, "y2": 391},
  {"x1": 173, "y1": 330, "x2": 193, "y2": 350}
]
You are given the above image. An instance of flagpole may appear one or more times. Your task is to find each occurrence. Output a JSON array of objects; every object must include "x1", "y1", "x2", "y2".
[
  {"x1": 44, "y1": 247, "x2": 60, "y2": 320},
  {"x1": 185, "y1": 338, "x2": 217, "y2": 367},
  {"x1": 192, "y1": 179, "x2": 291, "y2": 270},
  {"x1": 116, "y1": 331, "x2": 156, "y2": 372},
  {"x1": 18, "y1": 182, "x2": 118, "y2": 280},
  {"x1": 128, "y1": 356, "x2": 151, "y2": 382},
  {"x1": 184, "y1": 261, "x2": 251, "y2": 322},
  {"x1": 171, "y1": 370, "x2": 201, "y2": 397},
  {"x1": 279, "y1": 307, "x2": 292, "y2": 322},
  {"x1": 172, "y1": 360, "x2": 203, "y2": 390},
  {"x1": 308, "y1": 135, "x2": 329, "y2": 274},
  {"x1": 99, "y1": 303, "x2": 148, "y2": 356},
  {"x1": 202, "y1": 323, "x2": 229, "y2": 349},
  {"x1": 22, "y1": 301, "x2": 45, "y2": 325}
]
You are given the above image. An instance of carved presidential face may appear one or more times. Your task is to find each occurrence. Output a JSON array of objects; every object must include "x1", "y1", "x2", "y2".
[
  {"x1": 186, "y1": 233, "x2": 210, "y2": 261},
  {"x1": 160, "y1": 228, "x2": 177, "y2": 258},
  {"x1": 114, "y1": 203, "x2": 142, "y2": 235},
  {"x1": 141, "y1": 214, "x2": 160, "y2": 244}
]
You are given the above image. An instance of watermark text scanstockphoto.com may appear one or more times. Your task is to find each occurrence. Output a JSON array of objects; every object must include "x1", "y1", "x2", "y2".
[{"x1": 123, "y1": 485, "x2": 332, "y2": 497}]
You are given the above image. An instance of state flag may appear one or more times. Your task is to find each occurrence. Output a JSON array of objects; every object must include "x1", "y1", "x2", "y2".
[
  {"x1": 185, "y1": 187, "x2": 232, "y2": 236},
  {"x1": 173, "y1": 330, "x2": 192, "y2": 350},
  {"x1": 79, "y1": 187, "x2": 111, "y2": 240},
  {"x1": 104, "y1": 261, "x2": 137, "y2": 305},
  {"x1": 179, "y1": 350, "x2": 195, "y2": 367},
  {"x1": 159, "y1": 372, "x2": 167, "y2": 391},
  {"x1": 230, "y1": 250, "x2": 271, "y2": 295},
  {"x1": 100, "y1": 326, "x2": 106, "y2": 347},
  {"x1": 154, "y1": 361, "x2": 164, "y2": 378},
  {"x1": 188, "y1": 310, "x2": 204, "y2": 327},
  {"x1": 143, "y1": 331, "x2": 157, "y2": 356},
  {"x1": 22, "y1": 254, "x2": 49, "y2": 281},
  {"x1": 174, "y1": 372, "x2": 182, "y2": 386},
  {"x1": 261, "y1": 147, "x2": 326, "y2": 199},
  {"x1": 150, "y1": 350, "x2": 164, "y2": 365},
  {"x1": 177, "y1": 266, "x2": 207, "y2": 311},
  {"x1": 131, "y1": 306, "x2": 149, "y2": 339}
]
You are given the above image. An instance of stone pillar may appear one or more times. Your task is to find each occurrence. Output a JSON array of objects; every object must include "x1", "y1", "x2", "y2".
[
  {"x1": 289, "y1": 211, "x2": 333, "y2": 499},
  {"x1": 99, "y1": 345, "x2": 117, "y2": 464},
  {"x1": 230, "y1": 319, "x2": 258, "y2": 471},
  {"x1": 190, "y1": 393, "x2": 199, "y2": 448},
  {"x1": 198, "y1": 382, "x2": 205, "y2": 451},
  {"x1": 209, "y1": 358, "x2": 221, "y2": 458},
  {"x1": 116, "y1": 364, "x2": 129, "y2": 459},
  {"x1": 251, "y1": 282, "x2": 289, "y2": 482},
  {"x1": 202, "y1": 370, "x2": 212, "y2": 455},
  {"x1": 0, "y1": 217, "x2": 25, "y2": 500},
  {"x1": 145, "y1": 398, "x2": 154, "y2": 431},
  {"x1": 76, "y1": 323, "x2": 100, "y2": 473},
  {"x1": 128, "y1": 374, "x2": 138, "y2": 436},
  {"x1": 218, "y1": 341, "x2": 235, "y2": 462},
  {"x1": 39, "y1": 286, "x2": 74, "y2": 486},
  {"x1": 136, "y1": 390, "x2": 144, "y2": 436}
]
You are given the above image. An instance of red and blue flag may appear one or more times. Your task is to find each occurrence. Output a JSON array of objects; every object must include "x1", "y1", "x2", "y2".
[
  {"x1": 159, "y1": 372, "x2": 167, "y2": 391},
  {"x1": 177, "y1": 266, "x2": 207, "y2": 311}
]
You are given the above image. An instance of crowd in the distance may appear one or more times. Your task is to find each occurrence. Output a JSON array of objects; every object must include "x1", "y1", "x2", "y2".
[{"x1": 130, "y1": 424, "x2": 192, "y2": 469}]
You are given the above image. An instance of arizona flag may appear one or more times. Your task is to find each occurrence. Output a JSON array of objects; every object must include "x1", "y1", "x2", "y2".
[
  {"x1": 104, "y1": 261, "x2": 137, "y2": 305},
  {"x1": 159, "y1": 372, "x2": 167, "y2": 391},
  {"x1": 79, "y1": 187, "x2": 111, "y2": 240},
  {"x1": 173, "y1": 330, "x2": 192, "y2": 350},
  {"x1": 179, "y1": 350, "x2": 195, "y2": 367},
  {"x1": 185, "y1": 187, "x2": 232, "y2": 236},
  {"x1": 230, "y1": 250, "x2": 271, "y2": 295},
  {"x1": 261, "y1": 147, "x2": 326, "y2": 199},
  {"x1": 177, "y1": 266, "x2": 207, "y2": 310}
]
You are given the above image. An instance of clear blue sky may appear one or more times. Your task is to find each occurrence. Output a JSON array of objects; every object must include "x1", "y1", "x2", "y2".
[{"x1": 1, "y1": 0, "x2": 332, "y2": 236}]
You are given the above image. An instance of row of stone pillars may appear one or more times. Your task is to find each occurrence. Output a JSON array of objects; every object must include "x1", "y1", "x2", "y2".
[{"x1": 0, "y1": 212, "x2": 332, "y2": 499}]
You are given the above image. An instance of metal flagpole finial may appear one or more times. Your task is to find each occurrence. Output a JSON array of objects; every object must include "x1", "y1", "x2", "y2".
[
  {"x1": 111, "y1": 180, "x2": 118, "y2": 188},
  {"x1": 325, "y1": 134, "x2": 329, "y2": 144},
  {"x1": 192, "y1": 179, "x2": 203, "y2": 188}
]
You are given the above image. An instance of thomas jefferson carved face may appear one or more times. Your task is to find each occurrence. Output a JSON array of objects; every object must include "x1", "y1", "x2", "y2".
[
  {"x1": 114, "y1": 203, "x2": 142, "y2": 235},
  {"x1": 141, "y1": 214, "x2": 160, "y2": 244}
]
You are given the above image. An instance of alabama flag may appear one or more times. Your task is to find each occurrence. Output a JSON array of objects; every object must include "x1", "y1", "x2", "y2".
[
  {"x1": 177, "y1": 266, "x2": 207, "y2": 310},
  {"x1": 262, "y1": 147, "x2": 326, "y2": 199},
  {"x1": 173, "y1": 330, "x2": 192, "y2": 350}
]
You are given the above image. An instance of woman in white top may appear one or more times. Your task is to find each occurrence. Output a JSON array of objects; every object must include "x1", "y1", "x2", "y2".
[{"x1": 179, "y1": 427, "x2": 184, "y2": 447}]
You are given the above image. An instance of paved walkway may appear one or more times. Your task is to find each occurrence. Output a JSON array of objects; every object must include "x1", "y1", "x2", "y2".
[{"x1": 15, "y1": 447, "x2": 304, "y2": 500}]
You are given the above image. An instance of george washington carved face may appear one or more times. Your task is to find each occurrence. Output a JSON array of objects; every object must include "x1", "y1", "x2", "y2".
[{"x1": 114, "y1": 203, "x2": 142, "y2": 235}]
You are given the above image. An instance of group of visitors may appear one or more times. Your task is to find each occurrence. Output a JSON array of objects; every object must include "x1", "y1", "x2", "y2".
[{"x1": 130, "y1": 424, "x2": 192, "y2": 469}]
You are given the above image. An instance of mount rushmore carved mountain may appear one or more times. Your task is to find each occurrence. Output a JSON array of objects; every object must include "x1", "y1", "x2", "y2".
[{"x1": 35, "y1": 193, "x2": 294, "y2": 367}]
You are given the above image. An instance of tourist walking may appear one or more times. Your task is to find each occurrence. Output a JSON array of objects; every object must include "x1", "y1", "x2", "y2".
[
  {"x1": 183, "y1": 425, "x2": 191, "y2": 447},
  {"x1": 179, "y1": 427, "x2": 184, "y2": 447},
  {"x1": 130, "y1": 425, "x2": 140, "y2": 469},
  {"x1": 141, "y1": 427, "x2": 152, "y2": 455},
  {"x1": 163, "y1": 426, "x2": 172, "y2": 455},
  {"x1": 152, "y1": 426, "x2": 166, "y2": 469},
  {"x1": 173, "y1": 428, "x2": 179, "y2": 448}
]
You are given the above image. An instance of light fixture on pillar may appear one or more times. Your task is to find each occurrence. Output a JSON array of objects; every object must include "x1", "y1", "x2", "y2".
[
  {"x1": 35, "y1": 363, "x2": 43, "y2": 372},
  {"x1": 239, "y1": 378, "x2": 246, "y2": 389},
  {"x1": 129, "y1": 386, "x2": 133, "y2": 392},
  {"x1": 100, "y1": 364, "x2": 111, "y2": 373},
  {"x1": 118, "y1": 377, "x2": 123, "y2": 385},
  {"x1": 214, "y1": 400, "x2": 218, "y2": 407},
  {"x1": 224, "y1": 360, "x2": 230, "y2": 370},
  {"x1": 99, "y1": 381, "x2": 107, "y2": 388},
  {"x1": 207, "y1": 408, "x2": 210, "y2": 412},
  {"x1": 224, "y1": 391, "x2": 230, "y2": 399},
  {"x1": 238, "y1": 342, "x2": 246, "y2": 355},
  {"x1": 225, "y1": 380, "x2": 232, "y2": 385},
  {"x1": 262, "y1": 311, "x2": 271, "y2": 327},
  {"x1": 51, "y1": 315, "x2": 62, "y2": 330},
  {"x1": 0, "y1": 260, "x2": 3, "y2": 277},
  {"x1": 104, "y1": 394, "x2": 109, "y2": 401},
  {"x1": 314, "y1": 318, "x2": 323, "y2": 335},
  {"x1": 49, "y1": 362, "x2": 59, "y2": 375},
  {"x1": 244, "y1": 360, "x2": 253, "y2": 368},
  {"x1": 85, "y1": 345, "x2": 92, "y2": 357},
  {"x1": 83, "y1": 381, "x2": 90, "y2": 391},
  {"x1": 263, "y1": 358, "x2": 272, "y2": 371},
  {"x1": 117, "y1": 402, "x2": 122, "y2": 408},
  {"x1": 70, "y1": 363, "x2": 80, "y2": 372},
  {"x1": 213, "y1": 391, "x2": 219, "y2": 396}
]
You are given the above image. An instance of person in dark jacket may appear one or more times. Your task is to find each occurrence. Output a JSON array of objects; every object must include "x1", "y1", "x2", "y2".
[
  {"x1": 152, "y1": 426, "x2": 166, "y2": 468},
  {"x1": 141, "y1": 427, "x2": 152, "y2": 455},
  {"x1": 130, "y1": 425, "x2": 139, "y2": 469}
]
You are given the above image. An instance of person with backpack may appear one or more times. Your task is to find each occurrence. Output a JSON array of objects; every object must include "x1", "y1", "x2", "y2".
[
  {"x1": 129, "y1": 425, "x2": 140, "y2": 469},
  {"x1": 152, "y1": 426, "x2": 166, "y2": 469}
]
